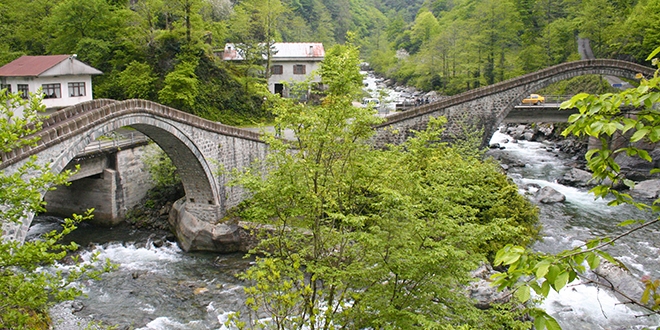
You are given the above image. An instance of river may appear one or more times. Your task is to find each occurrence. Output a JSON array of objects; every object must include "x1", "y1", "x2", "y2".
[
  {"x1": 31, "y1": 73, "x2": 659, "y2": 329},
  {"x1": 487, "y1": 130, "x2": 660, "y2": 329}
]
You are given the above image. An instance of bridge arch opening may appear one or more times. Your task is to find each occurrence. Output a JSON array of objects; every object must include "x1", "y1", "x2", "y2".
[
  {"x1": 3, "y1": 108, "x2": 223, "y2": 241},
  {"x1": 44, "y1": 114, "x2": 221, "y2": 216}
]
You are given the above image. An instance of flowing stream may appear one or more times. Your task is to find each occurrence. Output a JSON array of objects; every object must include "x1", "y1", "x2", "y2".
[
  {"x1": 30, "y1": 74, "x2": 659, "y2": 329},
  {"x1": 30, "y1": 220, "x2": 252, "y2": 329},
  {"x1": 487, "y1": 130, "x2": 660, "y2": 329}
]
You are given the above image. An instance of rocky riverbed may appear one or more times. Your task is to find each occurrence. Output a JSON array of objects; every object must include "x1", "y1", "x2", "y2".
[{"x1": 490, "y1": 123, "x2": 660, "y2": 201}]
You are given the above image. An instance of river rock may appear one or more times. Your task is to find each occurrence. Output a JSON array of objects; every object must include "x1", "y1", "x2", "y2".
[
  {"x1": 556, "y1": 138, "x2": 588, "y2": 158},
  {"x1": 536, "y1": 186, "x2": 566, "y2": 203},
  {"x1": 558, "y1": 168, "x2": 594, "y2": 187},
  {"x1": 468, "y1": 264, "x2": 510, "y2": 309},
  {"x1": 630, "y1": 179, "x2": 660, "y2": 199},
  {"x1": 583, "y1": 260, "x2": 645, "y2": 302},
  {"x1": 50, "y1": 301, "x2": 100, "y2": 330},
  {"x1": 616, "y1": 148, "x2": 660, "y2": 181},
  {"x1": 536, "y1": 123, "x2": 554, "y2": 137},
  {"x1": 169, "y1": 199, "x2": 269, "y2": 252},
  {"x1": 509, "y1": 125, "x2": 527, "y2": 140}
]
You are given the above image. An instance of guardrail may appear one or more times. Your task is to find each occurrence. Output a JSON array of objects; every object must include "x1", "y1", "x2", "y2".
[{"x1": 81, "y1": 132, "x2": 150, "y2": 155}]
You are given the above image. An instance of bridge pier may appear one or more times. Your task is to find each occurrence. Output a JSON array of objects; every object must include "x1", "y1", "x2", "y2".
[{"x1": 43, "y1": 142, "x2": 155, "y2": 226}]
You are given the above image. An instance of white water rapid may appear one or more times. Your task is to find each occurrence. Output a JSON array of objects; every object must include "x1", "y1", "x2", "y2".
[{"x1": 489, "y1": 130, "x2": 660, "y2": 329}]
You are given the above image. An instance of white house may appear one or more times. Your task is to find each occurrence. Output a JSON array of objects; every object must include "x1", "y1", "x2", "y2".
[
  {"x1": 0, "y1": 55, "x2": 102, "y2": 113},
  {"x1": 222, "y1": 42, "x2": 325, "y2": 97}
]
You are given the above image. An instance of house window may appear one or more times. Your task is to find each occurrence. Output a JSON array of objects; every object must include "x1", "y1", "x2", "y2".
[
  {"x1": 42, "y1": 83, "x2": 61, "y2": 99},
  {"x1": 1, "y1": 84, "x2": 11, "y2": 93},
  {"x1": 271, "y1": 65, "x2": 283, "y2": 75},
  {"x1": 68, "y1": 82, "x2": 86, "y2": 97},
  {"x1": 17, "y1": 84, "x2": 28, "y2": 99},
  {"x1": 293, "y1": 64, "x2": 306, "y2": 75}
]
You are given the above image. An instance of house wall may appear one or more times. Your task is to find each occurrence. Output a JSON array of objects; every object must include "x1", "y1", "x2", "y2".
[
  {"x1": 1, "y1": 75, "x2": 94, "y2": 111},
  {"x1": 268, "y1": 60, "x2": 322, "y2": 95}
]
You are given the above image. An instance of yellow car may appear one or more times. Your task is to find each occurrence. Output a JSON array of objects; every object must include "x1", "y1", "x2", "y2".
[{"x1": 522, "y1": 94, "x2": 545, "y2": 105}]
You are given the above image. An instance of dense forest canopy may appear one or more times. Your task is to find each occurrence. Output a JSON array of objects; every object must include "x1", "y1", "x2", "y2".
[{"x1": 0, "y1": 0, "x2": 657, "y2": 122}]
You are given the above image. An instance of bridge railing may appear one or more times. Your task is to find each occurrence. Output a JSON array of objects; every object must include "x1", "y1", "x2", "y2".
[{"x1": 81, "y1": 132, "x2": 150, "y2": 155}]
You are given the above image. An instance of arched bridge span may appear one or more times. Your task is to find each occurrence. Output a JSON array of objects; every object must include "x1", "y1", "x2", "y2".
[
  {"x1": 372, "y1": 59, "x2": 656, "y2": 147},
  {"x1": 1, "y1": 99, "x2": 267, "y2": 242}
]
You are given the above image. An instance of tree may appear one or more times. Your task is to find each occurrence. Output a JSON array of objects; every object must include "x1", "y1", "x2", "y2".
[
  {"x1": 0, "y1": 91, "x2": 112, "y2": 329},
  {"x1": 228, "y1": 42, "x2": 538, "y2": 329},
  {"x1": 0, "y1": 0, "x2": 60, "y2": 59},
  {"x1": 492, "y1": 47, "x2": 660, "y2": 329},
  {"x1": 229, "y1": 0, "x2": 287, "y2": 80},
  {"x1": 410, "y1": 9, "x2": 440, "y2": 52},
  {"x1": 305, "y1": 0, "x2": 335, "y2": 45},
  {"x1": 575, "y1": 0, "x2": 615, "y2": 57},
  {"x1": 472, "y1": 0, "x2": 521, "y2": 85},
  {"x1": 158, "y1": 56, "x2": 199, "y2": 111},
  {"x1": 613, "y1": 0, "x2": 660, "y2": 63},
  {"x1": 118, "y1": 61, "x2": 158, "y2": 99},
  {"x1": 162, "y1": 0, "x2": 207, "y2": 51},
  {"x1": 47, "y1": 0, "x2": 125, "y2": 57}
]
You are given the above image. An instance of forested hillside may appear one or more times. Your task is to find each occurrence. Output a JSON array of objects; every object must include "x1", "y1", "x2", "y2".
[
  {"x1": 0, "y1": 0, "x2": 657, "y2": 122},
  {"x1": 364, "y1": 0, "x2": 660, "y2": 94}
]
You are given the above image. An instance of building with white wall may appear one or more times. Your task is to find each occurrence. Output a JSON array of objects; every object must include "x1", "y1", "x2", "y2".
[
  {"x1": 222, "y1": 43, "x2": 325, "y2": 98},
  {"x1": 0, "y1": 55, "x2": 102, "y2": 114}
]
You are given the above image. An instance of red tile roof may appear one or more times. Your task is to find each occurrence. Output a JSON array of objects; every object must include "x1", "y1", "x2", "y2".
[{"x1": 0, "y1": 55, "x2": 71, "y2": 77}]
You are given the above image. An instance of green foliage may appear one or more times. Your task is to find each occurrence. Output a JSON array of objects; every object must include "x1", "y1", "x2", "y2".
[
  {"x1": 158, "y1": 57, "x2": 200, "y2": 111},
  {"x1": 365, "y1": 0, "x2": 660, "y2": 95},
  {"x1": 4, "y1": 0, "x2": 657, "y2": 124},
  {"x1": 0, "y1": 210, "x2": 109, "y2": 329},
  {"x1": 492, "y1": 46, "x2": 660, "y2": 328},
  {"x1": 0, "y1": 92, "x2": 113, "y2": 329},
  {"x1": 47, "y1": 0, "x2": 127, "y2": 57},
  {"x1": 142, "y1": 145, "x2": 180, "y2": 188},
  {"x1": 228, "y1": 43, "x2": 538, "y2": 329},
  {"x1": 118, "y1": 61, "x2": 158, "y2": 99}
]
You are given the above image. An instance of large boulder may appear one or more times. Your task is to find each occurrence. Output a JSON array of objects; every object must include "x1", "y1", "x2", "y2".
[
  {"x1": 584, "y1": 260, "x2": 645, "y2": 302},
  {"x1": 535, "y1": 123, "x2": 555, "y2": 138},
  {"x1": 537, "y1": 186, "x2": 566, "y2": 204},
  {"x1": 558, "y1": 168, "x2": 594, "y2": 187},
  {"x1": 616, "y1": 148, "x2": 660, "y2": 181},
  {"x1": 468, "y1": 264, "x2": 511, "y2": 309},
  {"x1": 630, "y1": 179, "x2": 660, "y2": 200}
]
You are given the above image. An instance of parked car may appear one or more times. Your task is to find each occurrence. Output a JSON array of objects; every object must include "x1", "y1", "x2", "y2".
[
  {"x1": 362, "y1": 97, "x2": 380, "y2": 107},
  {"x1": 522, "y1": 94, "x2": 545, "y2": 105}
]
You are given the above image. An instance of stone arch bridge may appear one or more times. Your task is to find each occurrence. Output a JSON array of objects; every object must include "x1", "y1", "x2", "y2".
[
  {"x1": 0, "y1": 59, "x2": 654, "y2": 249},
  {"x1": 0, "y1": 99, "x2": 268, "y2": 249},
  {"x1": 372, "y1": 59, "x2": 655, "y2": 147}
]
